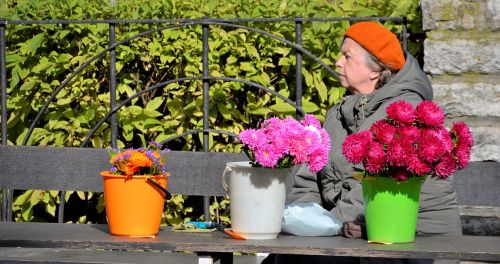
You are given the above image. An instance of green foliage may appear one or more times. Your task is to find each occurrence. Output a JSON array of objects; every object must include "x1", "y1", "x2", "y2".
[{"x1": 2, "y1": 0, "x2": 422, "y2": 223}]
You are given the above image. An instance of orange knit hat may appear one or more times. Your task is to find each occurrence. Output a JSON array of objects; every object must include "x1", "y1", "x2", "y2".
[{"x1": 344, "y1": 22, "x2": 405, "y2": 71}]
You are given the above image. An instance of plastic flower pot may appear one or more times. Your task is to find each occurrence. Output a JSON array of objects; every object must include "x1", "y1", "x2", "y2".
[
  {"x1": 361, "y1": 176, "x2": 425, "y2": 243},
  {"x1": 223, "y1": 161, "x2": 289, "y2": 239},
  {"x1": 101, "y1": 171, "x2": 168, "y2": 237}
]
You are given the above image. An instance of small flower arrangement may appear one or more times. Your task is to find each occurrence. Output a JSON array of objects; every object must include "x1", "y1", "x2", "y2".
[
  {"x1": 108, "y1": 141, "x2": 170, "y2": 177},
  {"x1": 239, "y1": 114, "x2": 331, "y2": 173},
  {"x1": 342, "y1": 100, "x2": 473, "y2": 181}
]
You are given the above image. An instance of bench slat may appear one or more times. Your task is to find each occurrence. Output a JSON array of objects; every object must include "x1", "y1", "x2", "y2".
[{"x1": 0, "y1": 145, "x2": 248, "y2": 196}]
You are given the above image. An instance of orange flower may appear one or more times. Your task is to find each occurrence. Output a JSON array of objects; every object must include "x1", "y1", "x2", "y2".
[
  {"x1": 111, "y1": 150, "x2": 153, "y2": 176},
  {"x1": 128, "y1": 151, "x2": 153, "y2": 168},
  {"x1": 107, "y1": 142, "x2": 168, "y2": 176}
]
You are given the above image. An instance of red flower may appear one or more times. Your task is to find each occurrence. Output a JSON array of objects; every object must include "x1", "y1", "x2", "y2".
[
  {"x1": 397, "y1": 125, "x2": 420, "y2": 144},
  {"x1": 365, "y1": 142, "x2": 386, "y2": 174},
  {"x1": 434, "y1": 153, "x2": 456, "y2": 178},
  {"x1": 341, "y1": 100, "x2": 473, "y2": 182},
  {"x1": 415, "y1": 101, "x2": 445, "y2": 127},
  {"x1": 418, "y1": 129, "x2": 448, "y2": 163},
  {"x1": 452, "y1": 122, "x2": 474, "y2": 147},
  {"x1": 386, "y1": 101, "x2": 415, "y2": 126},
  {"x1": 342, "y1": 131, "x2": 372, "y2": 164},
  {"x1": 391, "y1": 169, "x2": 410, "y2": 181},
  {"x1": 408, "y1": 156, "x2": 432, "y2": 176},
  {"x1": 370, "y1": 120, "x2": 396, "y2": 144},
  {"x1": 387, "y1": 140, "x2": 412, "y2": 167}
]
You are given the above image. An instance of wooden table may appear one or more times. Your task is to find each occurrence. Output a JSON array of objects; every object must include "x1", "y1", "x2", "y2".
[{"x1": 1, "y1": 222, "x2": 500, "y2": 263}]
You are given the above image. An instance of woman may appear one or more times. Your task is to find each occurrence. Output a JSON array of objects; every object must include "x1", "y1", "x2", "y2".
[{"x1": 276, "y1": 22, "x2": 461, "y2": 264}]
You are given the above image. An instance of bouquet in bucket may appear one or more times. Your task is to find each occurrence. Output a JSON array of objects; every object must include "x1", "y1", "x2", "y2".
[
  {"x1": 239, "y1": 114, "x2": 331, "y2": 173},
  {"x1": 108, "y1": 141, "x2": 170, "y2": 177},
  {"x1": 342, "y1": 100, "x2": 473, "y2": 181}
]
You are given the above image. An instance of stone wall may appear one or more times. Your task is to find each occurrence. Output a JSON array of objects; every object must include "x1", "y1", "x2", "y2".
[{"x1": 421, "y1": 0, "x2": 500, "y2": 162}]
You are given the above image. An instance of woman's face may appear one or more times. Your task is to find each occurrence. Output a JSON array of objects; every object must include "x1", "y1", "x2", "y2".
[{"x1": 335, "y1": 38, "x2": 379, "y2": 94}]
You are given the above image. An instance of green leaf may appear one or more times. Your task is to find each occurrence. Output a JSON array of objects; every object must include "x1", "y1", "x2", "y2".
[
  {"x1": 302, "y1": 69, "x2": 313, "y2": 87},
  {"x1": 20, "y1": 80, "x2": 37, "y2": 91},
  {"x1": 313, "y1": 75, "x2": 328, "y2": 102},
  {"x1": 76, "y1": 191, "x2": 86, "y2": 200},
  {"x1": 146, "y1": 97, "x2": 164, "y2": 110},
  {"x1": 167, "y1": 98, "x2": 183, "y2": 117},
  {"x1": 142, "y1": 109, "x2": 162, "y2": 118},
  {"x1": 248, "y1": 106, "x2": 271, "y2": 116},
  {"x1": 144, "y1": 118, "x2": 162, "y2": 127},
  {"x1": 217, "y1": 103, "x2": 232, "y2": 120},
  {"x1": 240, "y1": 62, "x2": 255, "y2": 72},
  {"x1": 302, "y1": 101, "x2": 320, "y2": 113},
  {"x1": 46, "y1": 201, "x2": 56, "y2": 217},
  {"x1": 57, "y1": 53, "x2": 73, "y2": 63},
  {"x1": 127, "y1": 106, "x2": 143, "y2": 116},
  {"x1": 269, "y1": 102, "x2": 295, "y2": 114},
  {"x1": 21, "y1": 33, "x2": 45, "y2": 55}
]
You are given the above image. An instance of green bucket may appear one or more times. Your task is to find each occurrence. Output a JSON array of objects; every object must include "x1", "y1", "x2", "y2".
[{"x1": 361, "y1": 176, "x2": 425, "y2": 243}]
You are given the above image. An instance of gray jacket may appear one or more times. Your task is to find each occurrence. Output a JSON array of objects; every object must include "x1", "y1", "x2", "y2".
[{"x1": 287, "y1": 54, "x2": 462, "y2": 235}]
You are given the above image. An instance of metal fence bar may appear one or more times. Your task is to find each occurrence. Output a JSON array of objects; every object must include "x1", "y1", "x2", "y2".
[
  {"x1": 202, "y1": 23, "x2": 211, "y2": 222},
  {"x1": 1, "y1": 17, "x2": 405, "y2": 25},
  {"x1": 0, "y1": 21, "x2": 8, "y2": 222},
  {"x1": 109, "y1": 23, "x2": 118, "y2": 149},
  {"x1": 295, "y1": 21, "x2": 303, "y2": 120},
  {"x1": 1, "y1": 23, "x2": 6, "y2": 146},
  {"x1": 402, "y1": 17, "x2": 408, "y2": 51}
]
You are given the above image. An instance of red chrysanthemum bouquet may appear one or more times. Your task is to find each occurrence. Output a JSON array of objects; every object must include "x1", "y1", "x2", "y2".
[{"x1": 342, "y1": 100, "x2": 473, "y2": 181}]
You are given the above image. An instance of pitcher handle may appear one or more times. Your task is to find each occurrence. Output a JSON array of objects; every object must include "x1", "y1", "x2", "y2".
[{"x1": 222, "y1": 165, "x2": 231, "y2": 196}]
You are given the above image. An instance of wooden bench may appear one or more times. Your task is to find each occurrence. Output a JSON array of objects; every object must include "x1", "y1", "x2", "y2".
[
  {"x1": 1, "y1": 144, "x2": 500, "y2": 264},
  {"x1": 0, "y1": 145, "x2": 249, "y2": 264}
]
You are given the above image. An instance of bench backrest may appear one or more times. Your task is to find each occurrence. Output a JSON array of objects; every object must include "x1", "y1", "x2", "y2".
[
  {"x1": 0, "y1": 145, "x2": 247, "y2": 196},
  {"x1": 2, "y1": 144, "x2": 498, "y2": 204}
]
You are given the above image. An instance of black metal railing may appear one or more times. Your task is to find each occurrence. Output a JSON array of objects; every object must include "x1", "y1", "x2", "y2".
[{"x1": 0, "y1": 17, "x2": 406, "y2": 223}]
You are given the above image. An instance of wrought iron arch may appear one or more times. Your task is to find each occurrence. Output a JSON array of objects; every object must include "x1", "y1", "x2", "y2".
[{"x1": 18, "y1": 20, "x2": 343, "y2": 146}]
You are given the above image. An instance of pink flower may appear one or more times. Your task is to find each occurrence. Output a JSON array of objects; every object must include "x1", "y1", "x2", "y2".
[
  {"x1": 307, "y1": 146, "x2": 330, "y2": 173},
  {"x1": 239, "y1": 129, "x2": 266, "y2": 150},
  {"x1": 301, "y1": 114, "x2": 322, "y2": 129},
  {"x1": 240, "y1": 115, "x2": 330, "y2": 172},
  {"x1": 364, "y1": 142, "x2": 386, "y2": 174},
  {"x1": 289, "y1": 130, "x2": 318, "y2": 164},
  {"x1": 342, "y1": 131, "x2": 372, "y2": 164},
  {"x1": 386, "y1": 101, "x2": 416, "y2": 126},
  {"x1": 415, "y1": 101, "x2": 445, "y2": 127},
  {"x1": 434, "y1": 153, "x2": 456, "y2": 179},
  {"x1": 370, "y1": 120, "x2": 396, "y2": 144},
  {"x1": 254, "y1": 145, "x2": 282, "y2": 168}
]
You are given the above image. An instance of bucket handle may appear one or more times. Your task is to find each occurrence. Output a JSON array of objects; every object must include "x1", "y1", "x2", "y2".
[
  {"x1": 147, "y1": 178, "x2": 172, "y2": 200},
  {"x1": 222, "y1": 165, "x2": 231, "y2": 196}
]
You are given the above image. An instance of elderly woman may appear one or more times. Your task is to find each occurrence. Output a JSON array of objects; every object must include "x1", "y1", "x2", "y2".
[{"x1": 274, "y1": 22, "x2": 461, "y2": 264}]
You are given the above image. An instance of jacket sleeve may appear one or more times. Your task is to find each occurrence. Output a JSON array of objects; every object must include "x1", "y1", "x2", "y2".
[{"x1": 286, "y1": 163, "x2": 323, "y2": 205}]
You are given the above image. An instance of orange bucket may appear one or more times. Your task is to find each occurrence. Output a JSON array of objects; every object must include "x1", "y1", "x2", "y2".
[{"x1": 101, "y1": 171, "x2": 168, "y2": 236}]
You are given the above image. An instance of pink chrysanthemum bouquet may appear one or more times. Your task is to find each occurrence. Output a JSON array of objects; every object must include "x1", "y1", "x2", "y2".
[
  {"x1": 239, "y1": 114, "x2": 331, "y2": 173},
  {"x1": 342, "y1": 100, "x2": 473, "y2": 181}
]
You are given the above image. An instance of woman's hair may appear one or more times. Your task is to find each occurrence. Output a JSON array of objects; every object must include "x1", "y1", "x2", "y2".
[{"x1": 364, "y1": 51, "x2": 394, "y2": 89}]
